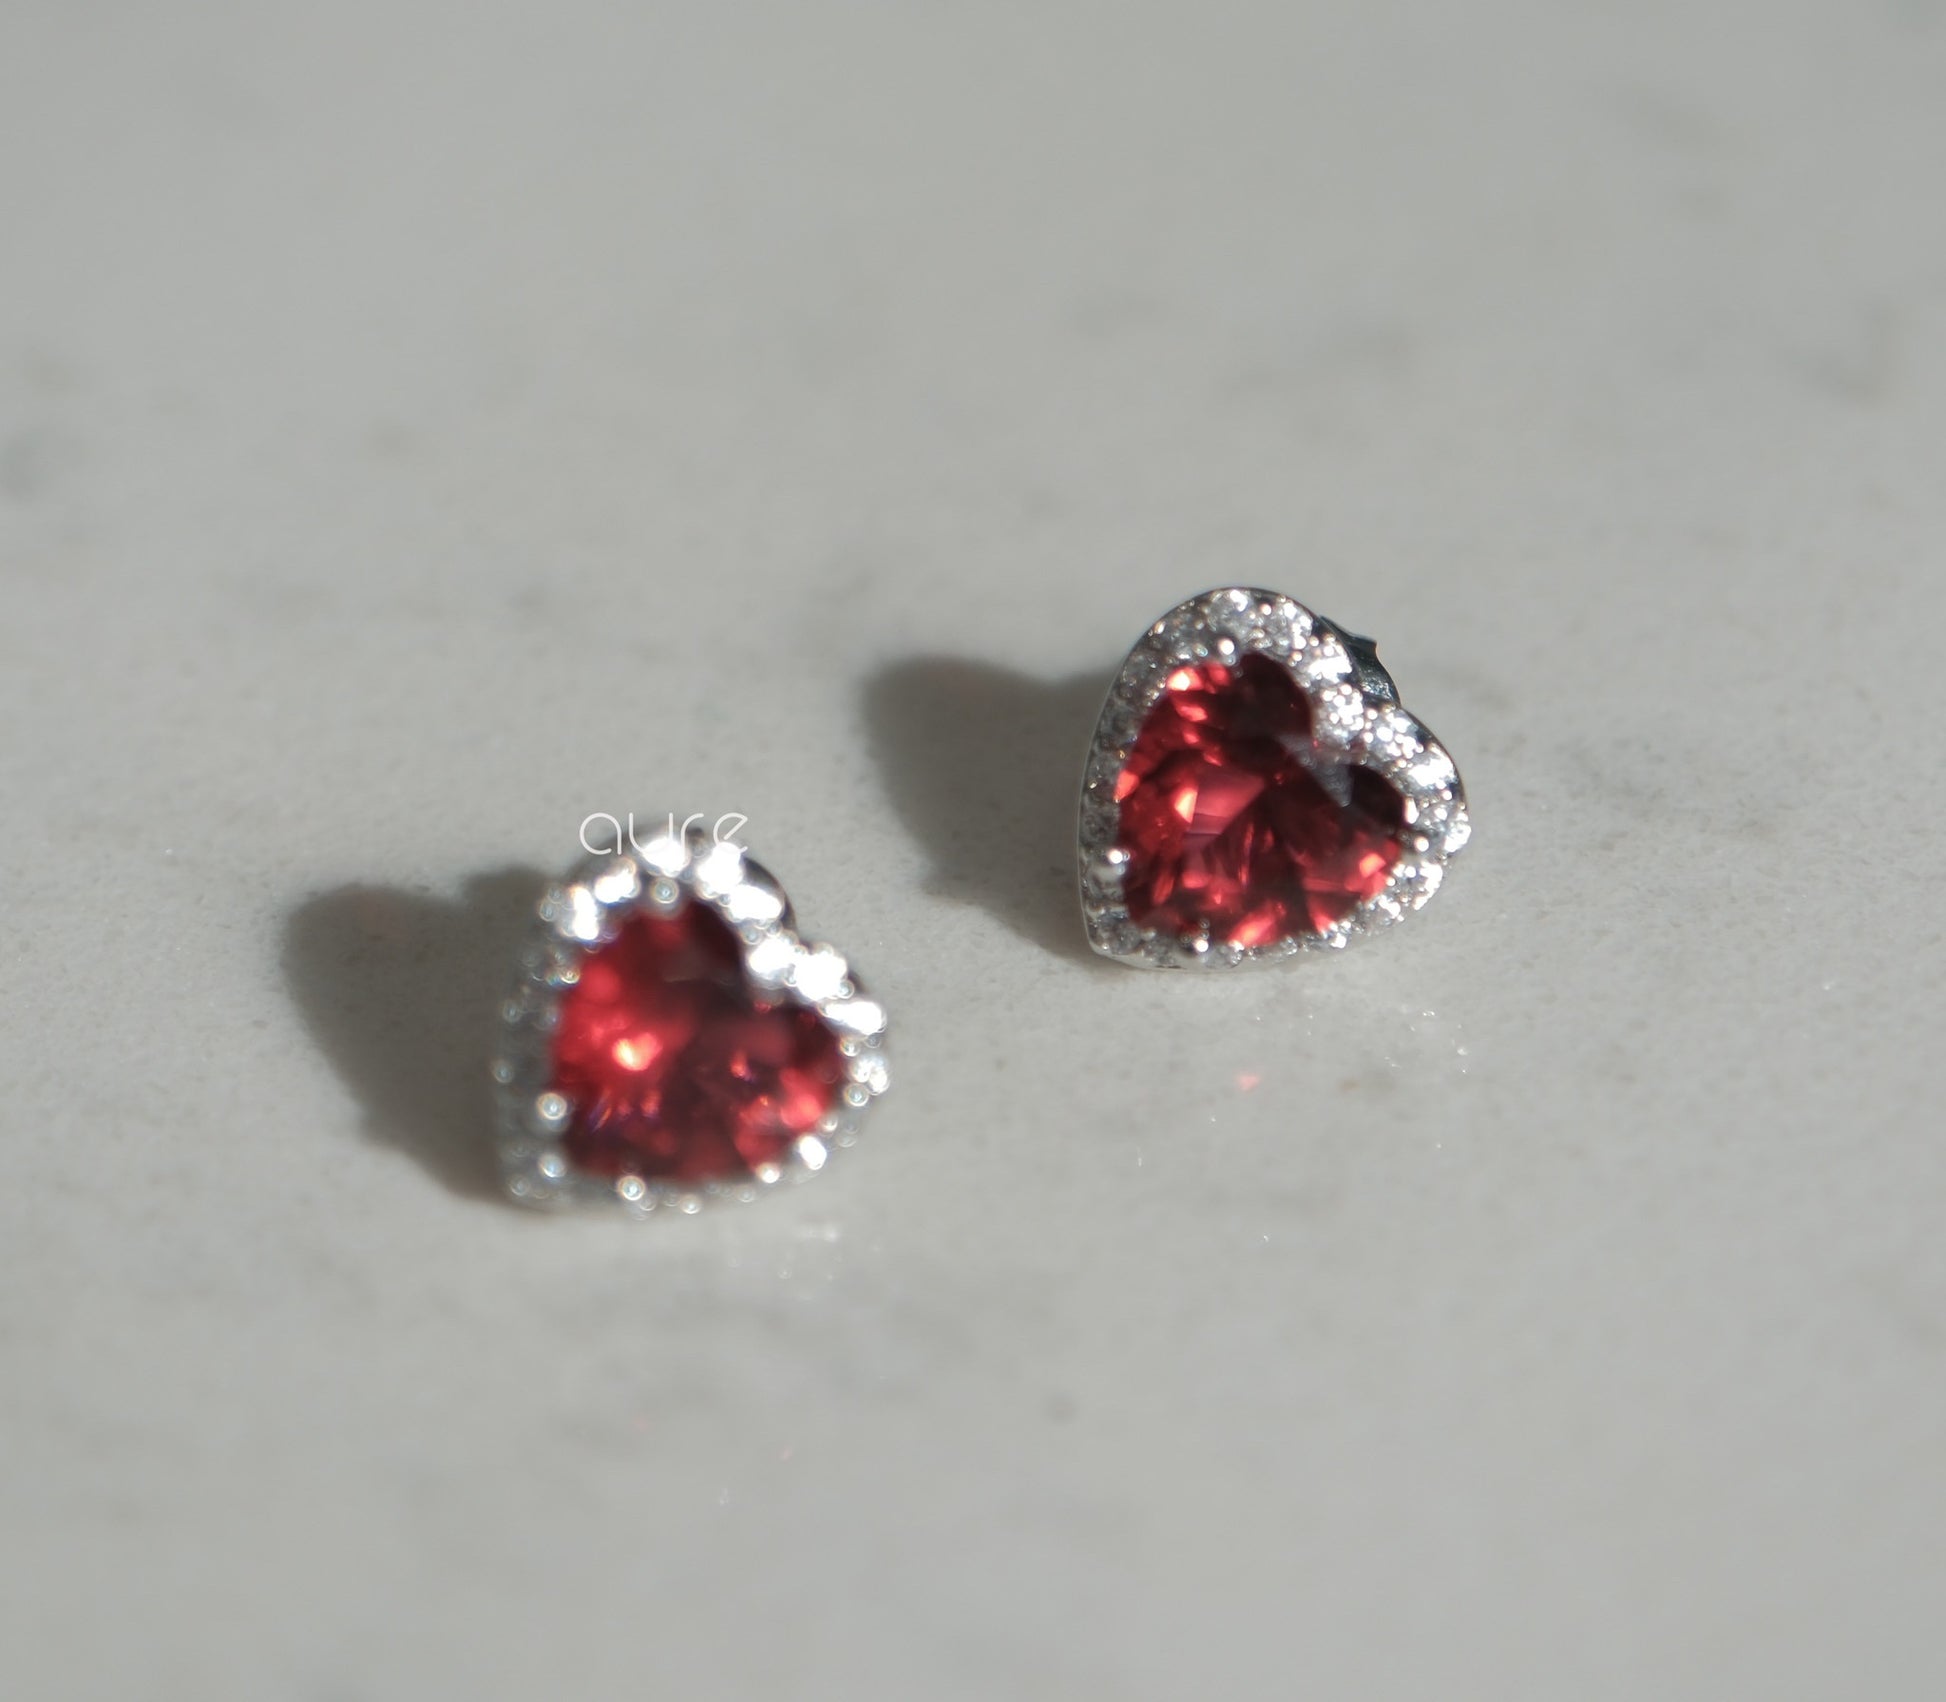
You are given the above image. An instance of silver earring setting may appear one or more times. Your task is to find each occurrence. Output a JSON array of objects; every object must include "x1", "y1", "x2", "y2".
[
  {"x1": 1078, "y1": 587, "x2": 1469, "y2": 969},
  {"x1": 492, "y1": 823, "x2": 889, "y2": 1213}
]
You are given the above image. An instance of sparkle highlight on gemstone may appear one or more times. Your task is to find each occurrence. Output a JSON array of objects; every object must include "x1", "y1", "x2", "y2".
[
  {"x1": 1111, "y1": 653, "x2": 1407, "y2": 946},
  {"x1": 548, "y1": 903, "x2": 847, "y2": 1184}
]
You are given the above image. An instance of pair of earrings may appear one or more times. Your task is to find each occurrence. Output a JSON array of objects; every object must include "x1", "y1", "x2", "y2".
[{"x1": 491, "y1": 587, "x2": 1470, "y2": 1214}]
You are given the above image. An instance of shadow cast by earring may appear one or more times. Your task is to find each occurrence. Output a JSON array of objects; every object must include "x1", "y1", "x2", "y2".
[
  {"x1": 863, "y1": 656, "x2": 1117, "y2": 966},
  {"x1": 281, "y1": 867, "x2": 543, "y2": 1200}
]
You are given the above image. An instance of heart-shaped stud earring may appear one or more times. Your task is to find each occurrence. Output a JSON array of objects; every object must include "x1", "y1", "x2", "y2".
[
  {"x1": 1078, "y1": 588, "x2": 1469, "y2": 968},
  {"x1": 492, "y1": 823, "x2": 889, "y2": 1213}
]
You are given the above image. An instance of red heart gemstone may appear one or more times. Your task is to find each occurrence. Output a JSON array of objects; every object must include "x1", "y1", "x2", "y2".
[
  {"x1": 548, "y1": 902, "x2": 845, "y2": 1183},
  {"x1": 1112, "y1": 652, "x2": 1407, "y2": 947}
]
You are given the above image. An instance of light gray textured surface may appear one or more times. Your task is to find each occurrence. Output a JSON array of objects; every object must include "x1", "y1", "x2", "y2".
[{"x1": 4, "y1": 3, "x2": 1943, "y2": 1697}]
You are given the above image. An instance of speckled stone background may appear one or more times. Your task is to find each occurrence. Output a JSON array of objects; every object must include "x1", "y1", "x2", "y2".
[{"x1": 4, "y1": 4, "x2": 1943, "y2": 1698}]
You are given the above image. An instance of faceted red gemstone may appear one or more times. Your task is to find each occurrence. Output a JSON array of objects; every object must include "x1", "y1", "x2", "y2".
[
  {"x1": 1113, "y1": 652, "x2": 1406, "y2": 946},
  {"x1": 549, "y1": 901, "x2": 844, "y2": 1183}
]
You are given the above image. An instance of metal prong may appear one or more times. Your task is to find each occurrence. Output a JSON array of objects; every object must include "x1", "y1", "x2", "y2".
[{"x1": 1317, "y1": 618, "x2": 1398, "y2": 704}]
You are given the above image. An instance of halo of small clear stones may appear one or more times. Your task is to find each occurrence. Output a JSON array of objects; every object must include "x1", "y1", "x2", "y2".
[
  {"x1": 490, "y1": 823, "x2": 890, "y2": 1214},
  {"x1": 1077, "y1": 587, "x2": 1470, "y2": 970}
]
